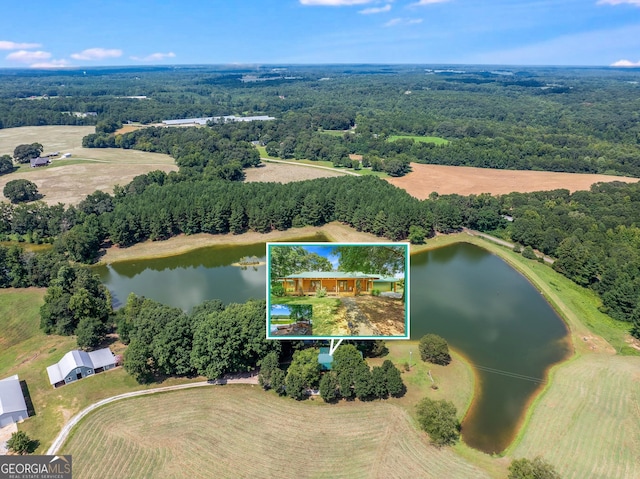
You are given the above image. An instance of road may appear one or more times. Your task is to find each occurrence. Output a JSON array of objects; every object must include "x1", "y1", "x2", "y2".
[
  {"x1": 47, "y1": 373, "x2": 258, "y2": 455},
  {"x1": 463, "y1": 228, "x2": 555, "y2": 264}
]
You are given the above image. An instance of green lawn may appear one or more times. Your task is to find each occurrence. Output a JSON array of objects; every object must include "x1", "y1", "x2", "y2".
[
  {"x1": 0, "y1": 288, "x2": 202, "y2": 453},
  {"x1": 318, "y1": 129, "x2": 351, "y2": 137},
  {"x1": 388, "y1": 134, "x2": 449, "y2": 145}
]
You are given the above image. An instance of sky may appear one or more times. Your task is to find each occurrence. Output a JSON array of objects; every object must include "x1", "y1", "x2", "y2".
[
  {"x1": 0, "y1": 0, "x2": 639, "y2": 68},
  {"x1": 298, "y1": 245, "x2": 340, "y2": 269}
]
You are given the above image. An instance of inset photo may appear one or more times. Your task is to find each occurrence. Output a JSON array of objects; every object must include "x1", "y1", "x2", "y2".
[
  {"x1": 269, "y1": 304, "x2": 313, "y2": 336},
  {"x1": 267, "y1": 242, "x2": 409, "y2": 340}
]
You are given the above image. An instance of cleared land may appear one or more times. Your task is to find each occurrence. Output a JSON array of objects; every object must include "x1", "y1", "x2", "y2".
[
  {"x1": 244, "y1": 161, "x2": 346, "y2": 183},
  {"x1": 387, "y1": 163, "x2": 640, "y2": 197},
  {"x1": 388, "y1": 135, "x2": 449, "y2": 145},
  {"x1": 0, "y1": 126, "x2": 177, "y2": 205},
  {"x1": 60, "y1": 386, "x2": 491, "y2": 479}
]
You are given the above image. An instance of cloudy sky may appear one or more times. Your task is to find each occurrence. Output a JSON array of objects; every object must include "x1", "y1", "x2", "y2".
[{"x1": 1, "y1": 0, "x2": 639, "y2": 68}]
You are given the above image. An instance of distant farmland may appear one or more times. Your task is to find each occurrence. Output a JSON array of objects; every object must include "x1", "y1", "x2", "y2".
[
  {"x1": 0, "y1": 126, "x2": 177, "y2": 205},
  {"x1": 387, "y1": 163, "x2": 640, "y2": 197},
  {"x1": 388, "y1": 135, "x2": 449, "y2": 145}
]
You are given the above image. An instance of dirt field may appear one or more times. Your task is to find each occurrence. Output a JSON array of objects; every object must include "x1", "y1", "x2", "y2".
[
  {"x1": 353, "y1": 296, "x2": 406, "y2": 336},
  {"x1": 244, "y1": 161, "x2": 345, "y2": 183},
  {"x1": 60, "y1": 386, "x2": 491, "y2": 479},
  {"x1": 387, "y1": 163, "x2": 640, "y2": 197},
  {"x1": 0, "y1": 126, "x2": 177, "y2": 205}
]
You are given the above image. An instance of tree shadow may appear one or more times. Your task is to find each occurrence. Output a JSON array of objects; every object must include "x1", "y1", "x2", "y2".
[{"x1": 19, "y1": 380, "x2": 36, "y2": 418}]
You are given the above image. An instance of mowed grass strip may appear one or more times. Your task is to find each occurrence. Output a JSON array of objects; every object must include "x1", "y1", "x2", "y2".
[
  {"x1": 509, "y1": 354, "x2": 640, "y2": 479},
  {"x1": 0, "y1": 288, "x2": 45, "y2": 350},
  {"x1": 61, "y1": 386, "x2": 491, "y2": 479}
]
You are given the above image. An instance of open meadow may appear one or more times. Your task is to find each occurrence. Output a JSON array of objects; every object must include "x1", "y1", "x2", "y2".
[
  {"x1": 0, "y1": 126, "x2": 177, "y2": 205},
  {"x1": 60, "y1": 385, "x2": 492, "y2": 479},
  {"x1": 387, "y1": 163, "x2": 640, "y2": 197}
]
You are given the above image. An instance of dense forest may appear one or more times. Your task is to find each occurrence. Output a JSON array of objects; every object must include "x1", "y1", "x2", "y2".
[{"x1": 1, "y1": 65, "x2": 639, "y2": 176}]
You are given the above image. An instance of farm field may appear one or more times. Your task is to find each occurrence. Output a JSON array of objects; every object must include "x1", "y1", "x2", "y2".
[
  {"x1": 60, "y1": 386, "x2": 492, "y2": 479},
  {"x1": 387, "y1": 163, "x2": 640, "y2": 197},
  {"x1": 0, "y1": 126, "x2": 177, "y2": 205},
  {"x1": 388, "y1": 135, "x2": 449, "y2": 145},
  {"x1": 244, "y1": 161, "x2": 345, "y2": 183}
]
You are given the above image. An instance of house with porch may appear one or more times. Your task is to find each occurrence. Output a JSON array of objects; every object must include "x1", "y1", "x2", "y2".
[
  {"x1": 278, "y1": 271, "x2": 397, "y2": 296},
  {"x1": 46, "y1": 348, "x2": 117, "y2": 388}
]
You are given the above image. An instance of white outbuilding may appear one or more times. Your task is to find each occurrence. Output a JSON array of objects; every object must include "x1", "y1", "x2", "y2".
[{"x1": 0, "y1": 375, "x2": 28, "y2": 427}]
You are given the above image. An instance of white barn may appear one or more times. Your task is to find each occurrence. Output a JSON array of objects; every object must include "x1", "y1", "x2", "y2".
[
  {"x1": 47, "y1": 348, "x2": 117, "y2": 388},
  {"x1": 0, "y1": 375, "x2": 28, "y2": 427}
]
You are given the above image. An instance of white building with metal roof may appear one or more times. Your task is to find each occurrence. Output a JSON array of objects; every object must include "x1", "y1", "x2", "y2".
[
  {"x1": 0, "y1": 375, "x2": 28, "y2": 427},
  {"x1": 46, "y1": 348, "x2": 117, "y2": 388}
]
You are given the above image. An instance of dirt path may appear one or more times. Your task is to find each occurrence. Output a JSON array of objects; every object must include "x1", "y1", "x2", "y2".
[
  {"x1": 262, "y1": 158, "x2": 359, "y2": 176},
  {"x1": 47, "y1": 373, "x2": 258, "y2": 455},
  {"x1": 464, "y1": 229, "x2": 554, "y2": 264},
  {"x1": 339, "y1": 297, "x2": 380, "y2": 336}
]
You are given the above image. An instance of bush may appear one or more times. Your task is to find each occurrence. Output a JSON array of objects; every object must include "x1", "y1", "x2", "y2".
[
  {"x1": 522, "y1": 245, "x2": 537, "y2": 260},
  {"x1": 415, "y1": 397, "x2": 460, "y2": 446},
  {"x1": 371, "y1": 289, "x2": 380, "y2": 297},
  {"x1": 271, "y1": 283, "x2": 286, "y2": 297},
  {"x1": 508, "y1": 457, "x2": 561, "y2": 479},
  {"x1": 418, "y1": 334, "x2": 451, "y2": 365},
  {"x1": 513, "y1": 244, "x2": 523, "y2": 253},
  {"x1": 316, "y1": 287, "x2": 327, "y2": 298},
  {"x1": 7, "y1": 431, "x2": 38, "y2": 455}
]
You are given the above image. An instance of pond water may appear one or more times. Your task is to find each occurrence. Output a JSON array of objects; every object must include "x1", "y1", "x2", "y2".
[
  {"x1": 96, "y1": 239, "x2": 570, "y2": 454},
  {"x1": 410, "y1": 242, "x2": 570, "y2": 453}
]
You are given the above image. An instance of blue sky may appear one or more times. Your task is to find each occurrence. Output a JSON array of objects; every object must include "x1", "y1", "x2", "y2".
[
  {"x1": 1, "y1": 0, "x2": 639, "y2": 68},
  {"x1": 300, "y1": 245, "x2": 340, "y2": 269}
]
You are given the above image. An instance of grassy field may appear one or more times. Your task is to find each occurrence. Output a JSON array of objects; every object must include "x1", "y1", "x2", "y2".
[
  {"x1": 0, "y1": 289, "x2": 202, "y2": 453},
  {"x1": 388, "y1": 134, "x2": 449, "y2": 145},
  {"x1": 60, "y1": 385, "x2": 494, "y2": 479},
  {"x1": 0, "y1": 126, "x2": 177, "y2": 205}
]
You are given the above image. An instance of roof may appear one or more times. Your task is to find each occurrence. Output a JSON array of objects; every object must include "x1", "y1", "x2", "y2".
[
  {"x1": 281, "y1": 271, "x2": 381, "y2": 280},
  {"x1": 30, "y1": 157, "x2": 49, "y2": 166},
  {"x1": 162, "y1": 114, "x2": 275, "y2": 126},
  {"x1": 46, "y1": 348, "x2": 116, "y2": 385},
  {"x1": 373, "y1": 276, "x2": 400, "y2": 283},
  {"x1": 0, "y1": 375, "x2": 27, "y2": 415}
]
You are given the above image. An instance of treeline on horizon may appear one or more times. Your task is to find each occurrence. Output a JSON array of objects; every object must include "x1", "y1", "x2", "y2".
[
  {"x1": 2, "y1": 172, "x2": 640, "y2": 336},
  {"x1": 1, "y1": 66, "x2": 639, "y2": 177}
]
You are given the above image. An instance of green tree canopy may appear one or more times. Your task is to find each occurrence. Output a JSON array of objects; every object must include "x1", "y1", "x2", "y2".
[
  {"x1": 13, "y1": 143, "x2": 43, "y2": 163},
  {"x1": 3, "y1": 179, "x2": 39, "y2": 203},
  {"x1": 270, "y1": 245, "x2": 333, "y2": 281},
  {"x1": 333, "y1": 245, "x2": 406, "y2": 276},
  {"x1": 418, "y1": 334, "x2": 451, "y2": 365},
  {"x1": 416, "y1": 397, "x2": 460, "y2": 447},
  {"x1": 508, "y1": 457, "x2": 561, "y2": 479}
]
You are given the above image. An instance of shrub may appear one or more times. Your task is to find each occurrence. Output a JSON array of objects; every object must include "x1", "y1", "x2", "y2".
[
  {"x1": 508, "y1": 457, "x2": 561, "y2": 479},
  {"x1": 316, "y1": 287, "x2": 327, "y2": 298},
  {"x1": 271, "y1": 283, "x2": 285, "y2": 297},
  {"x1": 7, "y1": 431, "x2": 38, "y2": 455},
  {"x1": 418, "y1": 334, "x2": 451, "y2": 365},
  {"x1": 371, "y1": 289, "x2": 380, "y2": 297},
  {"x1": 522, "y1": 245, "x2": 537, "y2": 260},
  {"x1": 416, "y1": 397, "x2": 460, "y2": 446},
  {"x1": 513, "y1": 244, "x2": 523, "y2": 253}
]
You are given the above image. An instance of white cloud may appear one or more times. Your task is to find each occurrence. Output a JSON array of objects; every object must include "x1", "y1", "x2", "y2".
[
  {"x1": 359, "y1": 4, "x2": 391, "y2": 13},
  {"x1": 597, "y1": 0, "x2": 640, "y2": 5},
  {"x1": 30, "y1": 59, "x2": 71, "y2": 68},
  {"x1": 384, "y1": 17, "x2": 423, "y2": 27},
  {"x1": 411, "y1": 0, "x2": 451, "y2": 5},
  {"x1": 130, "y1": 52, "x2": 176, "y2": 62},
  {"x1": 611, "y1": 59, "x2": 640, "y2": 66},
  {"x1": 70, "y1": 48, "x2": 122, "y2": 61},
  {"x1": 6, "y1": 50, "x2": 51, "y2": 63},
  {"x1": 300, "y1": 0, "x2": 375, "y2": 5},
  {"x1": 0, "y1": 40, "x2": 42, "y2": 50}
]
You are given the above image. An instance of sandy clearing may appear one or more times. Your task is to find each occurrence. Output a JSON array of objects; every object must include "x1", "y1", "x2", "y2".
[
  {"x1": 245, "y1": 161, "x2": 347, "y2": 183},
  {"x1": 99, "y1": 222, "x2": 386, "y2": 264},
  {"x1": 387, "y1": 163, "x2": 640, "y2": 198}
]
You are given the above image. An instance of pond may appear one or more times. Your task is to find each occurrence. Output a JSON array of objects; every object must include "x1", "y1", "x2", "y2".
[
  {"x1": 95, "y1": 239, "x2": 570, "y2": 454},
  {"x1": 410, "y1": 242, "x2": 570, "y2": 453}
]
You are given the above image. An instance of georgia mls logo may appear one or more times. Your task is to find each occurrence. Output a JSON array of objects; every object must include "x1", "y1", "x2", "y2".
[{"x1": 0, "y1": 455, "x2": 72, "y2": 479}]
